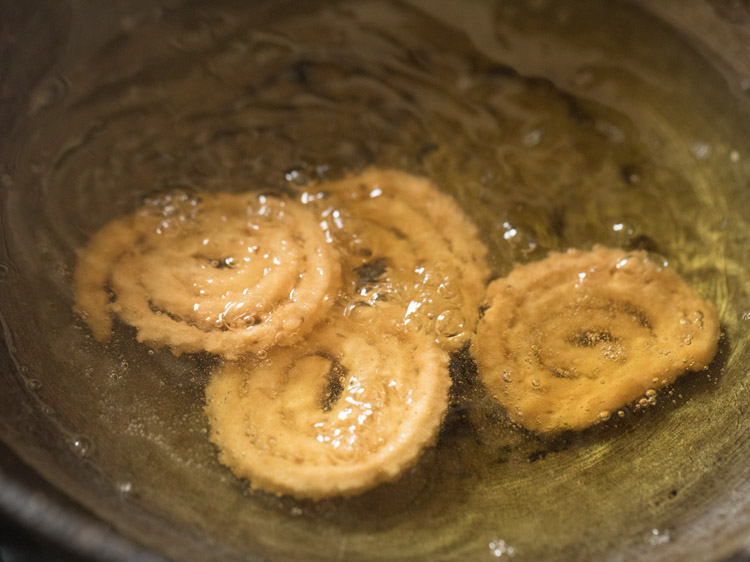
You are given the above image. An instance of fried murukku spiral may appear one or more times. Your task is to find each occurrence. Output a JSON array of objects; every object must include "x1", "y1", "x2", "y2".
[
  {"x1": 472, "y1": 246, "x2": 720, "y2": 434},
  {"x1": 205, "y1": 319, "x2": 451, "y2": 499},
  {"x1": 73, "y1": 192, "x2": 340, "y2": 358},
  {"x1": 303, "y1": 169, "x2": 489, "y2": 352}
]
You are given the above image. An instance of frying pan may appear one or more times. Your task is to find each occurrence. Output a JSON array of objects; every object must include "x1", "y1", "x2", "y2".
[{"x1": 1, "y1": 1, "x2": 750, "y2": 561}]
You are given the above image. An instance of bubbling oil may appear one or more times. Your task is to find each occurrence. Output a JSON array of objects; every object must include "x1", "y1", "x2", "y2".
[{"x1": 0, "y1": 1, "x2": 749, "y2": 561}]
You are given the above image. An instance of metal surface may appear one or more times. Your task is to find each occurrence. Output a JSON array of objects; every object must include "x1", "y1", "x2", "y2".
[{"x1": 1, "y1": 1, "x2": 749, "y2": 561}]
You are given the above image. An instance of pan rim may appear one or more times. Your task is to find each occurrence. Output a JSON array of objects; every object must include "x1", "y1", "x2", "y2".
[{"x1": 0, "y1": 443, "x2": 173, "y2": 562}]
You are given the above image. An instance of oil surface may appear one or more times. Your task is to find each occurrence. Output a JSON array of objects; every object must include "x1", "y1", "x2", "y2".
[{"x1": 1, "y1": 1, "x2": 750, "y2": 561}]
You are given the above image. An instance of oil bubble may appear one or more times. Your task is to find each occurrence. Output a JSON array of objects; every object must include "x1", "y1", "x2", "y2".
[
  {"x1": 522, "y1": 129, "x2": 543, "y2": 148},
  {"x1": 498, "y1": 221, "x2": 537, "y2": 254},
  {"x1": 149, "y1": 196, "x2": 202, "y2": 235},
  {"x1": 25, "y1": 378, "x2": 42, "y2": 391},
  {"x1": 489, "y1": 537, "x2": 516, "y2": 558},
  {"x1": 403, "y1": 315, "x2": 423, "y2": 334},
  {"x1": 72, "y1": 437, "x2": 93, "y2": 457},
  {"x1": 284, "y1": 165, "x2": 315, "y2": 187},
  {"x1": 435, "y1": 308, "x2": 465, "y2": 338},
  {"x1": 344, "y1": 301, "x2": 380, "y2": 325},
  {"x1": 600, "y1": 120, "x2": 627, "y2": 143},
  {"x1": 691, "y1": 141, "x2": 711, "y2": 160},
  {"x1": 436, "y1": 281, "x2": 456, "y2": 299},
  {"x1": 648, "y1": 528, "x2": 670, "y2": 546},
  {"x1": 621, "y1": 165, "x2": 642, "y2": 185},
  {"x1": 611, "y1": 222, "x2": 635, "y2": 241}
]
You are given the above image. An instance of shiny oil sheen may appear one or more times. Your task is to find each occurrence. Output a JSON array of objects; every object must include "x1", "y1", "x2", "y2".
[{"x1": 0, "y1": 1, "x2": 749, "y2": 561}]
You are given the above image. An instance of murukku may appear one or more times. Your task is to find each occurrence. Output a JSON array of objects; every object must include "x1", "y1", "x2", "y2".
[
  {"x1": 472, "y1": 246, "x2": 720, "y2": 434},
  {"x1": 73, "y1": 191, "x2": 341, "y2": 358},
  {"x1": 205, "y1": 319, "x2": 451, "y2": 499},
  {"x1": 303, "y1": 168, "x2": 489, "y2": 352}
]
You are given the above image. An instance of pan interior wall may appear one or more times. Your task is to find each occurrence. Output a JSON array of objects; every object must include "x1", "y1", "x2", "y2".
[{"x1": 1, "y1": 1, "x2": 749, "y2": 561}]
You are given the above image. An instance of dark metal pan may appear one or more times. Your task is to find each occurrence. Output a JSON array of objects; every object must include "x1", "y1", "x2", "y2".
[{"x1": 1, "y1": 1, "x2": 749, "y2": 560}]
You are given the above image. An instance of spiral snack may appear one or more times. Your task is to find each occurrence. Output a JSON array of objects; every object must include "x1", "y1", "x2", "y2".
[
  {"x1": 305, "y1": 169, "x2": 489, "y2": 352},
  {"x1": 472, "y1": 246, "x2": 720, "y2": 434},
  {"x1": 73, "y1": 192, "x2": 340, "y2": 358},
  {"x1": 205, "y1": 319, "x2": 451, "y2": 499}
]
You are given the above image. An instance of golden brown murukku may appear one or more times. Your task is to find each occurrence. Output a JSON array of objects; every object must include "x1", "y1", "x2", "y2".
[
  {"x1": 205, "y1": 319, "x2": 451, "y2": 499},
  {"x1": 304, "y1": 169, "x2": 489, "y2": 352},
  {"x1": 73, "y1": 192, "x2": 340, "y2": 358},
  {"x1": 472, "y1": 246, "x2": 720, "y2": 434}
]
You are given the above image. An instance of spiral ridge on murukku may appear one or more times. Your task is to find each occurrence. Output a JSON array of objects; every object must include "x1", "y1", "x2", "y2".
[
  {"x1": 302, "y1": 168, "x2": 490, "y2": 352},
  {"x1": 472, "y1": 246, "x2": 720, "y2": 434},
  {"x1": 73, "y1": 191, "x2": 341, "y2": 358},
  {"x1": 205, "y1": 319, "x2": 451, "y2": 499}
]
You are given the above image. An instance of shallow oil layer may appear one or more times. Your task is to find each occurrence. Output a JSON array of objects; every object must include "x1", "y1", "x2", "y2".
[{"x1": 1, "y1": 1, "x2": 750, "y2": 561}]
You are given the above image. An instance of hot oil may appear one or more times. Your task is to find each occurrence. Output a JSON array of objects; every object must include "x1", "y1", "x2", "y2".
[{"x1": 1, "y1": 0, "x2": 749, "y2": 561}]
